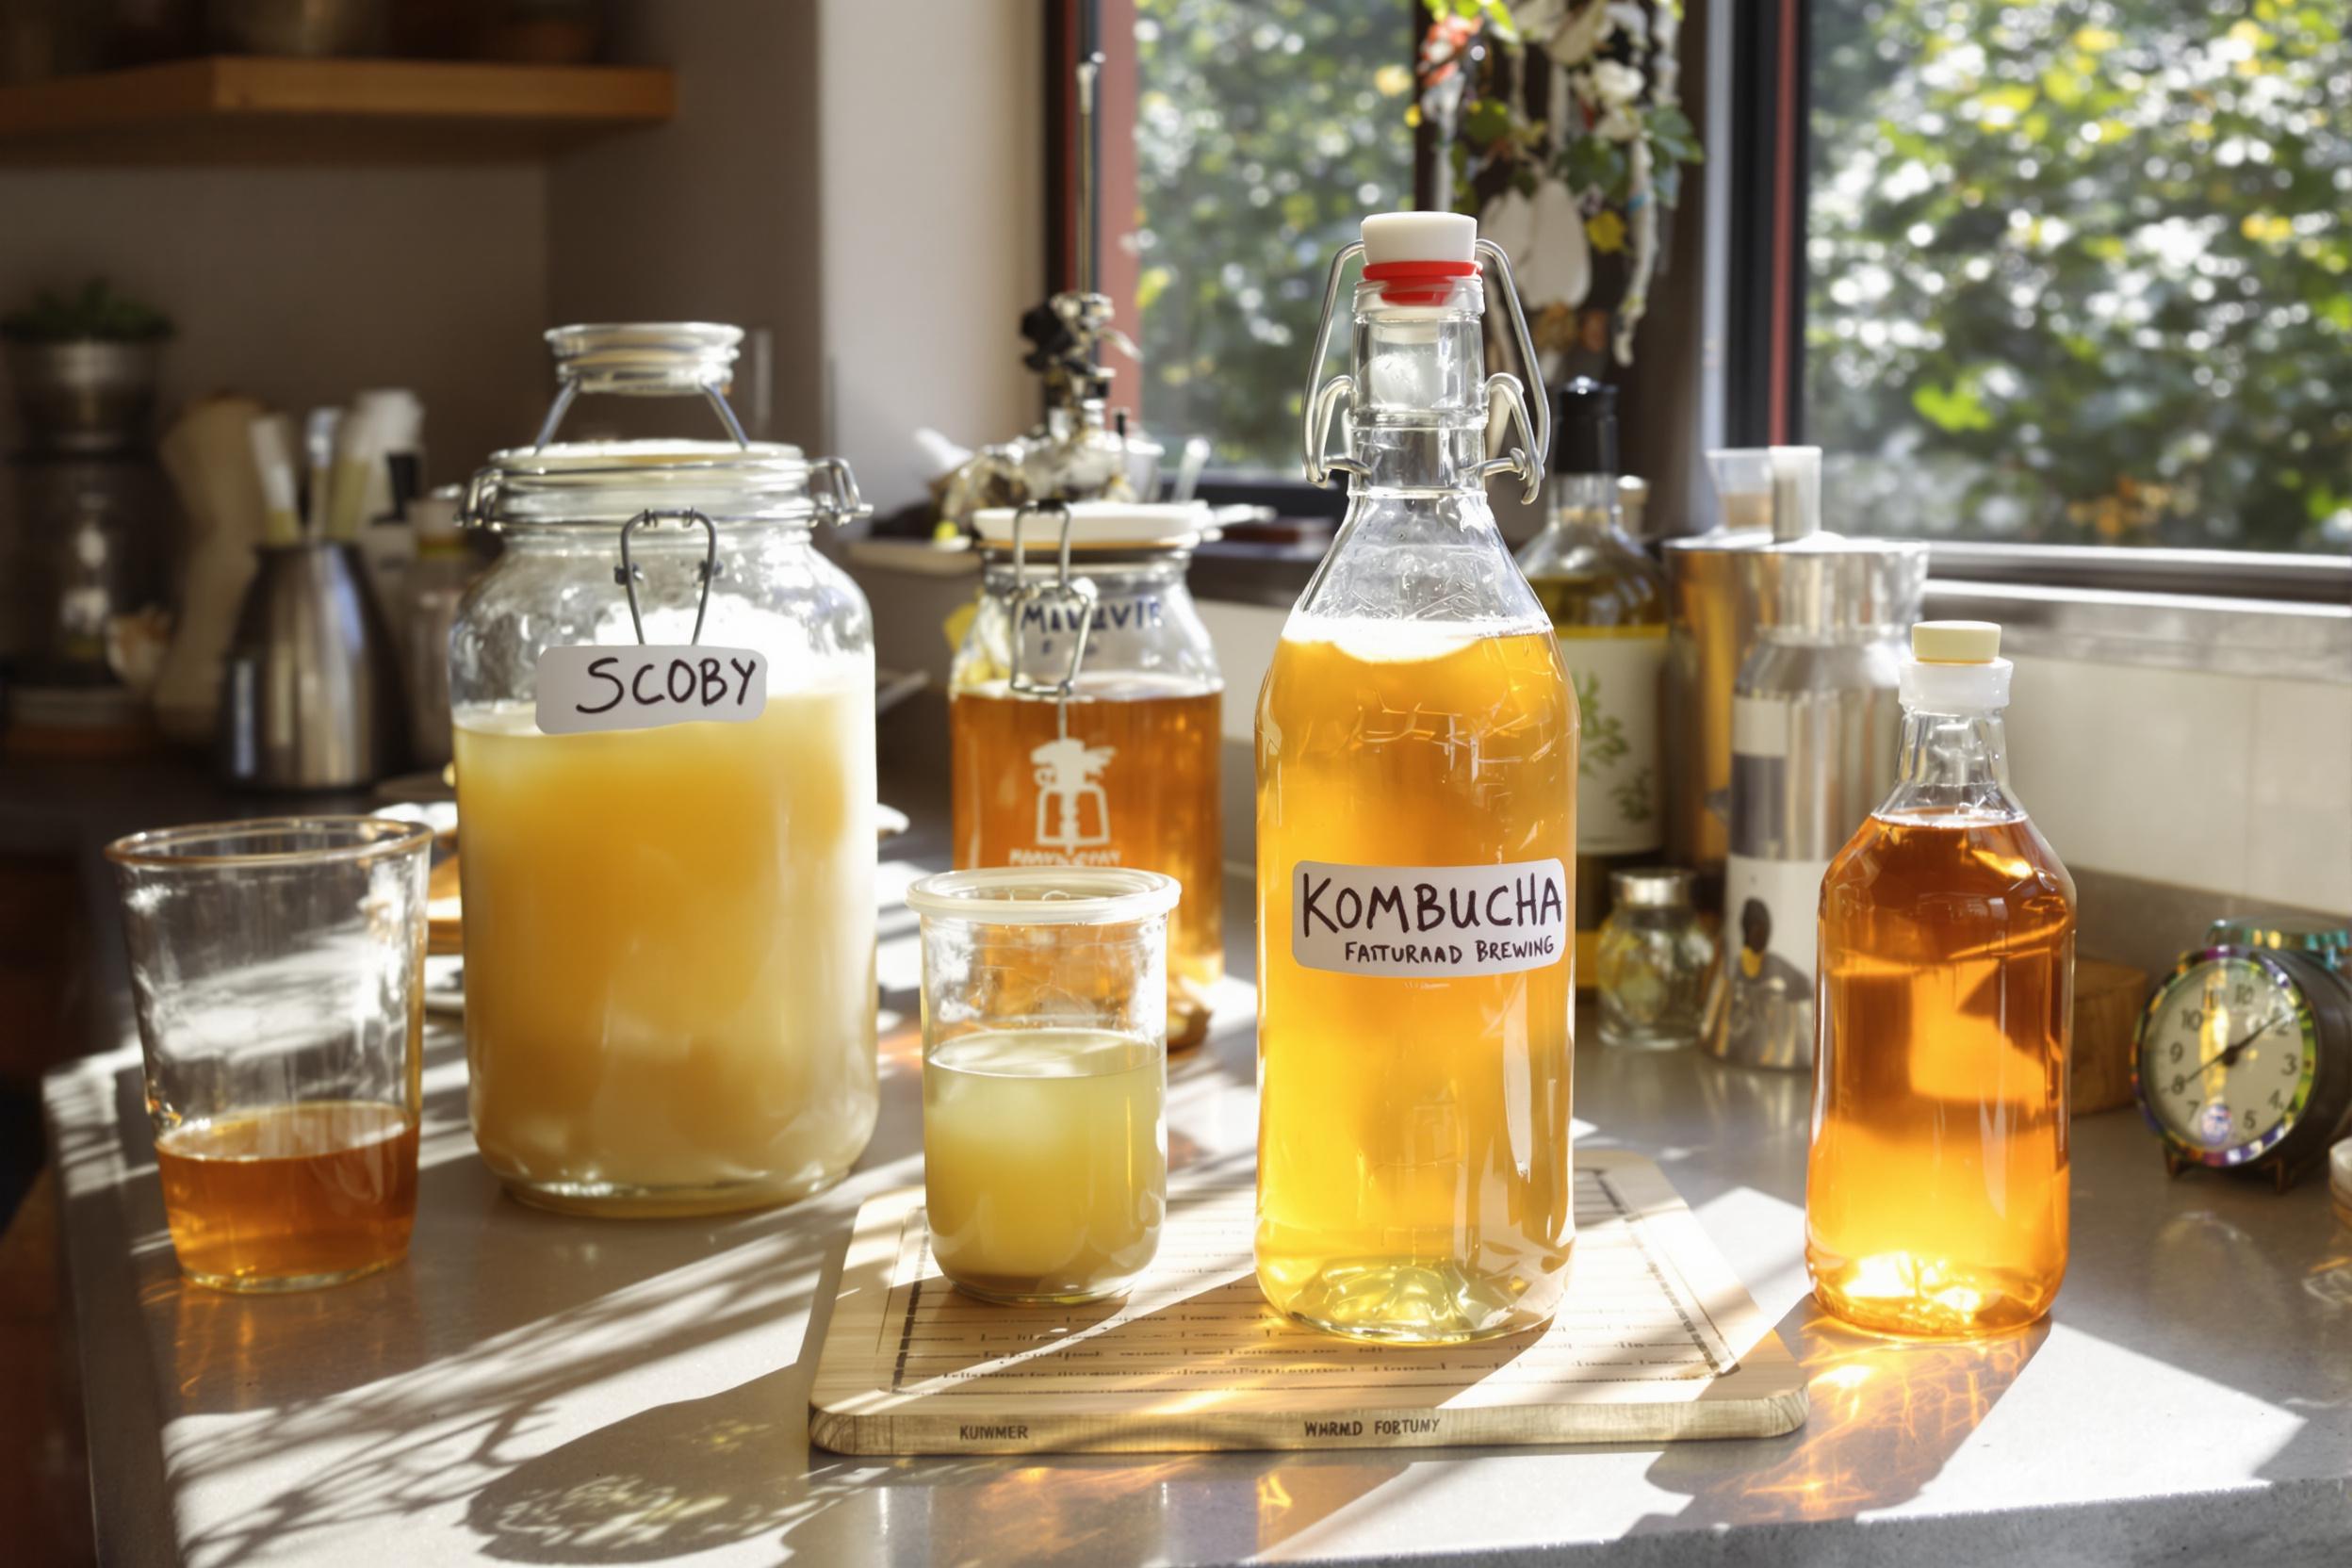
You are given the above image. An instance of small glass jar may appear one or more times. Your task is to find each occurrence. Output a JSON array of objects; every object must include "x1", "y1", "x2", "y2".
[
  {"x1": 906, "y1": 866, "x2": 1177, "y2": 1303},
  {"x1": 949, "y1": 502, "x2": 1224, "y2": 1050},
  {"x1": 1596, "y1": 868, "x2": 1716, "y2": 1051},
  {"x1": 450, "y1": 323, "x2": 878, "y2": 1217}
]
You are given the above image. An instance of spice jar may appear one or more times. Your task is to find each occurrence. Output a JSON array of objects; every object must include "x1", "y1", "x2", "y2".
[
  {"x1": 948, "y1": 501, "x2": 1224, "y2": 1050},
  {"x1": 1595, "y1": 868, "x2": 1716, "y2": 1051},
  {"x1": 451, "y1": 323, "x2": 878, "y2": 1217}
]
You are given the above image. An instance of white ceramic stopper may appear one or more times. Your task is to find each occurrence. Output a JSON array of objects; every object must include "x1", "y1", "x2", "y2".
[
  {"x1": 1911, "y1": 620, "x2": 2002, "y2": 662},
  {"x1": 1362, "y1": 212, "x2": 1476, "y2": 266}
]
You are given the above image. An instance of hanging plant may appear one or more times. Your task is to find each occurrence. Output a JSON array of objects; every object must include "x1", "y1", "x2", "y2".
[{"x1": 1417, "y1": 0, "x2": 1704, "y2": 372}]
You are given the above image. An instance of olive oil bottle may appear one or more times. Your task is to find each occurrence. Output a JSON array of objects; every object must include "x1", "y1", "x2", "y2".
[{"x1": 1518, "y1": 379, "x2": 1668, "y2": 985}]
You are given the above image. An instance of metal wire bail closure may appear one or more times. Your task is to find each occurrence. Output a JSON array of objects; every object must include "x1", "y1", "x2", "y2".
[
  {"x1": 1298, "y1": 234, "x2": 1552, "y2": 503},
  {"x1": 614, "y1": 509, "x2": 722, "y2": 646},
  {"x1": 1004, "y1": 501, "x2": 1097, "y2": 736}
]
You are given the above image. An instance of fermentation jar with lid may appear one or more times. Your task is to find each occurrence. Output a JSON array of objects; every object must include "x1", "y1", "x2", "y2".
[
  {"x1": 451, "y1": 322, "x2": 878, "y2": 1217},
  {"x1": 948, "y1": 500, "x2": 1225, "y2": 1050}
]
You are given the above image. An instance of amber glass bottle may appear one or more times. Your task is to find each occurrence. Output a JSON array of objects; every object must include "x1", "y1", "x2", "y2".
[{"x1": 1808, "y1": 621, "x2": 2074, "y2": 1338}]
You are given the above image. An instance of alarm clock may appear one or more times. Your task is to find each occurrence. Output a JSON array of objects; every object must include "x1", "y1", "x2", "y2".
[{"x1": 2134, "y1": 928, "x2": 2352, "y2": 1191}]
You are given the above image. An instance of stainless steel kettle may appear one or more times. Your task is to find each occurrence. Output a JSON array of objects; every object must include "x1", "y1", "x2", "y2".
[{"x1": 218, "y1": 541, "x2": 405, "y2": 789}]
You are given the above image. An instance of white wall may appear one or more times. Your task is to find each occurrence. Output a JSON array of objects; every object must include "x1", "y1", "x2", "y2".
[
  {"x1": 818, "y1": 0, "x2": 1044, "y2": 513},
  {"x1": 0, "y1": 164, "x2": 547, "y2": 480}
]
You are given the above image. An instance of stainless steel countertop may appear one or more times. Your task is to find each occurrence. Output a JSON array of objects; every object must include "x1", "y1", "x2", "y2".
[{"x1": 41, "y1": 777, "x2": 2352, "y2": 1566}]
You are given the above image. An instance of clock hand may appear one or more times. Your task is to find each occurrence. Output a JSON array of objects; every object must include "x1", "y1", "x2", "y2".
[{"x1": 2193, "y1": 1017, "x2": 2286, "y2": 1074}]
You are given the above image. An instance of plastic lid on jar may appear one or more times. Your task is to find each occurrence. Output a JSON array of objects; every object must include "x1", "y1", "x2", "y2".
[
  {"x1": 972, "y1": 501, "x2": 1214, "y2": 551},
  {"x1": 905, "y1": 867, "x2": 1181, "y2": 926}
]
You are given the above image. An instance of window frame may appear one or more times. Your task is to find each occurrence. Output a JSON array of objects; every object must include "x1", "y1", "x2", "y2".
[{"x1": 1052, "y1": 0, "x2": 2349, "y2": 652}]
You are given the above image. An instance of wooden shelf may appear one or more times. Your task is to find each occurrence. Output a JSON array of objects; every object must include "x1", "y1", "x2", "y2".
[{"x1": 0, "y1": 56, "x2": 675, "y2": 164}]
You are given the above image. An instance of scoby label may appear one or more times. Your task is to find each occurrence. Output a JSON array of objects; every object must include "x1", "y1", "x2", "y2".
[
  {"x1": 1291, "y1": 859, "x2": 1568, "y2": 978},
  {"x1": 534, "y1": 644, "x2": 767, "y2": 736}
]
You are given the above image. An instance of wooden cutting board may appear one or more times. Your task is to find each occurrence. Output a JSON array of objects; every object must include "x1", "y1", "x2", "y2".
[
  {"x1": 2073, "y1": 958, "x2": 2150, "y2": 1115},
  {"x1": 808, "y1": 1150, "x2": 1806, "y2": 1455}
]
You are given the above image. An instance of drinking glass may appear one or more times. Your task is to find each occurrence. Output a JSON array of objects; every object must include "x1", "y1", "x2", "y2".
[
  {"x1": 106, "y1": 817, "x2": 431, "y2": 1293},
  {"x1": 906, "y1": 866, "x2": 1177, "y2": 1303}
]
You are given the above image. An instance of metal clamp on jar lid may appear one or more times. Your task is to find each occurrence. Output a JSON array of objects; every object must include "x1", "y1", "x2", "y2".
[{"x1": 461, "y1": 323, "x2": 871, "y2": 532}]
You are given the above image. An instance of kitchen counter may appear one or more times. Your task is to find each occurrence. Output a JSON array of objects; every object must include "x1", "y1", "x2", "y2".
[{"x1": 36, "y1": 764, "x2": 2352, "y2": 1566}]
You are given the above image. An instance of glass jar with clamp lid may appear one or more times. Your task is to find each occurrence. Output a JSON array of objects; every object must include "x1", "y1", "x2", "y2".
[
  {"x1": 451, "y1": 322, "x2": 878, "y2": 1217},
  {"x1": 949, "y1": 500, "x2": 1225, "y2": 1051}
]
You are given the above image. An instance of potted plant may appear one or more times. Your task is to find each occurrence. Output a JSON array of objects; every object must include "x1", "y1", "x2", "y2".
[{"x1": 2, "y1": 278, "x2": 173, "y2": 453}]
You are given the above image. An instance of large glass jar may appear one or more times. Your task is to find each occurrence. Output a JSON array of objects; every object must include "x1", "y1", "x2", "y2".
[
  {"x1": 450, "y1": 323, "x2": 878, "y2": 1217},
  {"x1": 948, "y1": 502, "x2": 1224, "y2": 1050}
]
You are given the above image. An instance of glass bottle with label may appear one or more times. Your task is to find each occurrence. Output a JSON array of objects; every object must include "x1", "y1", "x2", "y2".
[
  {"x1": 949, "y1": 501, "x2": 1223, "y2": 1050},
  {"x1": 1257, "y1": 211, "x2": 1573, "y2": 1344},
  {"x1": 450, "y1": 323, "x2": 878, "y2": 1217},
  {"x1": 1809, "y1": 620, "x2": 2075, "y2": 1338},
  {"x1": 1517, "y1": 378, "x2": 1666, "y2": 987}
]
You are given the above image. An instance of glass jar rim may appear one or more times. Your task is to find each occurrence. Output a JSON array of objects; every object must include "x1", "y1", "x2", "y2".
[
  {"x1": 905, "y1": 867, "x2": 1180, "y2": 926},
  {"x1": 468, "y1": 440, "x2": 824, "y2": 529},
  {"x1": 106, "y1": 815, "x2": 433, "y2": 872}
]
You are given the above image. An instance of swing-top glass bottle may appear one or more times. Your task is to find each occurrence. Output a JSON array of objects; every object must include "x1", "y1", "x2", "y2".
[{"x1": 1255, "y1": 213, "x2": 1577, "y2": 1343}]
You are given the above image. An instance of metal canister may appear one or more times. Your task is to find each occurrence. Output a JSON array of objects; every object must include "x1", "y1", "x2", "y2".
[
  {"x1": 1661, "y1": 449, "x2": 1785, "y2": 899},
  {"x1": 1708, "y1": 449, "x2": 1926, "y2": 1070}
]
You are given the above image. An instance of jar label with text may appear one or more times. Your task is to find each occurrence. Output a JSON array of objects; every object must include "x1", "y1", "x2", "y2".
[
  {"x1": 535, "y1": 644, "x2": 768, "y2": 736},
  {"x1": 1291, "y1": 859, "x2": 1569, "y2": 978}
]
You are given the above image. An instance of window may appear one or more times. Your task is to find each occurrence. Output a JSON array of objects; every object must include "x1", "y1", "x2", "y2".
[
  {"x1": 1130, "y1": 0, "x2": 1416, "y2": 477},
  {"x1": 1805, "y1": 1, "x2": 2351, "y2": 553}
]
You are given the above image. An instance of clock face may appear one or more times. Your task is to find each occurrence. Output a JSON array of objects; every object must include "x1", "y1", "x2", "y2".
[{"x1": 2137, "y1": 955, "x2": 2318, "y2": 1165}]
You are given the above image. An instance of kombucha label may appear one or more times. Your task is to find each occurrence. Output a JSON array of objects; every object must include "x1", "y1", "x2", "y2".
[
  {"x1": 534, "y1": 644, "x2": 768, "y2": 735},
  {"x1": 1291, "y1": 858, "x2": 1568, "y2": 977}
]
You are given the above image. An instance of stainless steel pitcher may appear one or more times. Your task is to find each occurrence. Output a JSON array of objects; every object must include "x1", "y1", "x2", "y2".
[{"x1": 219, "y1": 541, "x2": 405, "y2": 789}]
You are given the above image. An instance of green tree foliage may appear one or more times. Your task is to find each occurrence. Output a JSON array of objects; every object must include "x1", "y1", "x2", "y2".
[
  {"x1": 1809, "y1": 1, "x2": 2351, "y2": 549},
  {"x1": 1135, "y1": 0, "x2": 1414, "y2": 474}
]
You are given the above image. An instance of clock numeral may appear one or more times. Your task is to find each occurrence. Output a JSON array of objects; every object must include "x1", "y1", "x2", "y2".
[
  {"x1": 2280, "y1": 1054, "x2": 2298, "y2": 1076},
  {"x1": 2168, "y1": 1041, "x2": 2183, "y2": 1064},
  {"x1": 2243, "y1": 1110, "x2": 2258, "y2": 1132},
  {"x1": 2230, "y1": 982, "x2": 2255, "y2": 1008},
  {"x1": 2178, "y1": 1005, "x2": 2202, "y2": 1032},
  {"x1": 2170, "y1": 1074, "x2": 2187, "y2": 1096},
  {"x1": 2269, "y1": 1091, "x2": 2283, "y2": 1111}
]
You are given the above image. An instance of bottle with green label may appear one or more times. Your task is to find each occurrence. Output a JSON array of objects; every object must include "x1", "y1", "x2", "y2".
[{"x1": 1517, "y1": 378, "x2": 1668, "y2": 988}]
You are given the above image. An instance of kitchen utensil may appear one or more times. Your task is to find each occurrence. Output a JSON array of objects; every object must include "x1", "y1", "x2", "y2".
[
  {"x1": 154, "y1": 393, "x2": 268, "y2": 744},
  {"x1": 1660, "y1": 448, "x2": 1780, "y2": 901},
  {"x1": 219, "y1": 539, "x2": 406, "y2": 789},
  {"x1": 1710, "y1": 449, "x2": 1925, "y2": 1071}
]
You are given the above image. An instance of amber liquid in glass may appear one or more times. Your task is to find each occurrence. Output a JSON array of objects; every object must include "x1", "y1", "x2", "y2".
[
  {"x1": 1809, "y1": 808, "x2": 2073, "y2": 1337},
  {"x1": 1256, "y1": 622, "x2": 1576, "y2": 1342},
  {"x1": 155, "y1": 1101, "x2": 418, "y2": 1291},
  {"x1": 951, "y1": 679, "x2": 1224, "y2": 1049}
]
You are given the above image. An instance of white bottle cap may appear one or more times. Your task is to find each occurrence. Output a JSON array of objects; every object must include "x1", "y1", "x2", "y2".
[
  {"x1": 1362, "y1": 211, "x2": 1476, "y2": 267},
  {"x1": 1768, "y1": 446, "x2": 1821, "y2": 542},
  {"x1": 1912, "y1": 620, "x2": 2001, "y2": 662},
  {"x1": 1901, "y1": 620, "x2": 2013, "y2": 710}
]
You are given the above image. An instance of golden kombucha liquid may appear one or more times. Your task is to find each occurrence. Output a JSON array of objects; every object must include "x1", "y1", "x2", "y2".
[
  {"x1": 1809, "y1": 808, "x2": 2074, "y2": 1338},
  {"x1": 454, "y1": 678, "x2": 879, "y2": 1216},
  {"x1": 1256, "y1": 621, "x2": 1576, "y2": 1342},
  {"x1": 155, "y1": 1102, "x2": 417, "y2": 1291},
  {"x1": 951, "y1": 679, "x2": 1224, "y2": 1049},
  {"x1": 923, "y1": 1028, "x2": 1166, "y2": 1301}
]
